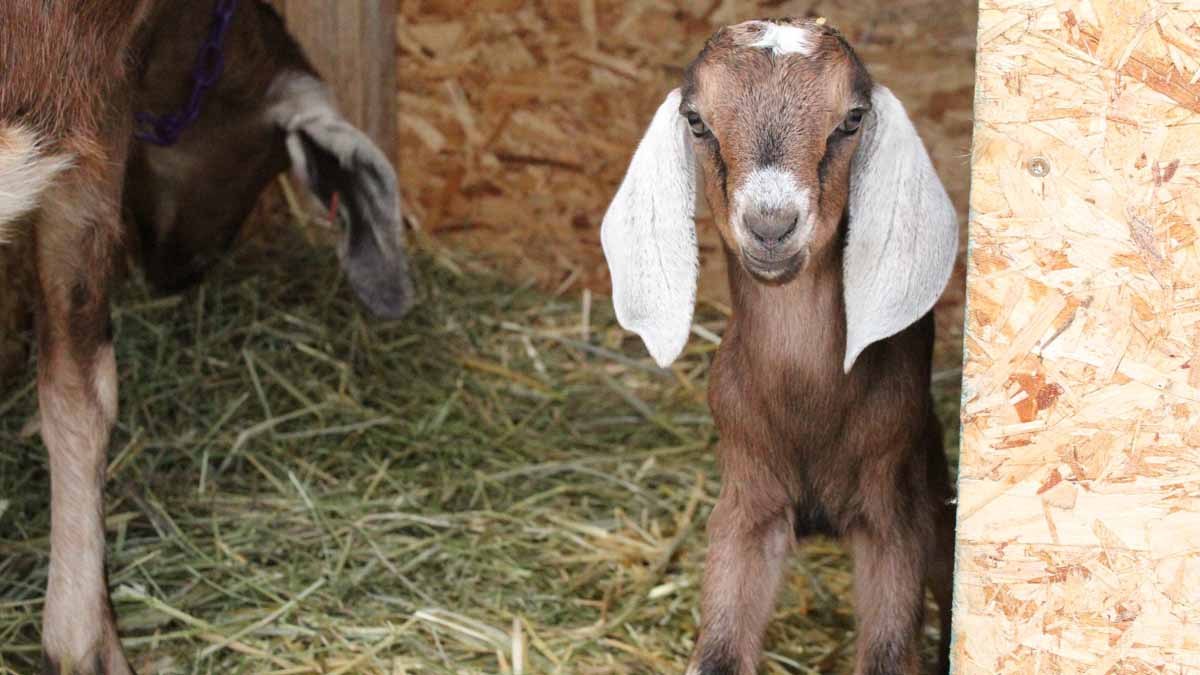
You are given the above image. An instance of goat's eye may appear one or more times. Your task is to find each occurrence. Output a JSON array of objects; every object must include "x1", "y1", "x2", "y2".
[
  {"x1": 838, "y1": 108, "x2": 866, "y2": 134},
  {"x1": 685, "y1": 111, "x2": 710, "y2": 138}
]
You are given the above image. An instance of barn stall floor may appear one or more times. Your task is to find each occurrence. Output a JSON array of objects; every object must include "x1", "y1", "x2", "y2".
[{"x1": 0, "y1": 220, "x2": 960, "y2": 673}]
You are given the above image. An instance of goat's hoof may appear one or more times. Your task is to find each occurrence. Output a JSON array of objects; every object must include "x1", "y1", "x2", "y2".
[{"x1": 42, "y1": 647, "x2": 135, "y2": 675}]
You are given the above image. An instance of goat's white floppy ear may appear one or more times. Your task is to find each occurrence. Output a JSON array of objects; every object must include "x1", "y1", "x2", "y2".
[
  {"x1": 842, "y1": 85, "x2": 958, "y2": 373},
  {"x1": 601, "y1": 89, "x2": 699, "y2": 368}
]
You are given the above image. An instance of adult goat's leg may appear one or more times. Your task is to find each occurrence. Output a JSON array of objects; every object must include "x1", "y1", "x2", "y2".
[{"x1": 37, "y1": 171, "x2": 131, "y2": 675}]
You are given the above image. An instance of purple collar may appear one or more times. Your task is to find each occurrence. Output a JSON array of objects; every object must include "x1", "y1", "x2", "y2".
[{"x1": 135, "y1": 0, "x2": 239, "y2": 147}]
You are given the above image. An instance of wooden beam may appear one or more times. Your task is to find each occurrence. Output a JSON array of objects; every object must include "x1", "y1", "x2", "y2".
[
  {"x1": 270, "y1": 0, "x2": 398, "y2": 166},
  {"x1": 954, "y1": 1, "x2": 1200, "y2": 671}
]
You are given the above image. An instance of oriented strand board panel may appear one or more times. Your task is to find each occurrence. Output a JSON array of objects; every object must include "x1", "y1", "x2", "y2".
[
  {"x1": 271, "y1": 0, "x2": 397, "y2": 166},
  {"x1": 955, "y1": 1, "x2": 1200, "y2": 672}
]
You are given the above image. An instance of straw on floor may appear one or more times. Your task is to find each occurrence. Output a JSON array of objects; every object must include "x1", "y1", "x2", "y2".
[{"x1": 0, "y1": 203, "x2": 962, "y2": 673}]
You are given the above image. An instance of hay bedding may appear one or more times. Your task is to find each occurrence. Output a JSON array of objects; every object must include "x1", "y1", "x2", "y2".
[
  {"x1": 0, "y1": 1, "x2": 973, "y2": 673},
  {"x1": 0, "y1": 222, "x2": 891, "y2": 674},
  {"x1": 0, "y1": 235, "x2": 959, "y2": 672}
]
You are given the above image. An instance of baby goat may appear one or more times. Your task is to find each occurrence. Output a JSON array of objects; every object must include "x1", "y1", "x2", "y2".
[
  {"x1": 602, "y1": 19, "x2": 958, "y2": 675},
  {"x1": 1, "y1": 3, "x2": 407, "y2": 672}
]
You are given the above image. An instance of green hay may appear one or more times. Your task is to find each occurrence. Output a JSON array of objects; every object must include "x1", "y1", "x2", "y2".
[{"x1": 0, "y1": 227, "x2": 961, "y2": 674}]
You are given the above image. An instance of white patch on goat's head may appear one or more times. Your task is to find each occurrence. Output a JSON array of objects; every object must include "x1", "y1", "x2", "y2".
[
  {"x1": 742, "y1": 20, "x2": 818, "y2": 56},
  {"x1": 731, "y1": 167, "x2": 814, "y2": 247},
  {"x1": 734, "y1": 167, "x2": 810, "y2": 219}
]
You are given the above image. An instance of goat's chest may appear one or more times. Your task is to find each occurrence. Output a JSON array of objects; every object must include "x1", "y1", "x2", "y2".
[
  {"x1": 710, "y1": 342, "x2": 850, "y2": 447},
  {"x1": 709, "y1": 332, "x2": 923, "y2": 459}
]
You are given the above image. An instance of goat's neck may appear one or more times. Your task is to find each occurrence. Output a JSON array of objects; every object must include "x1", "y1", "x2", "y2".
[{"x1": 724, "y1": 231, "x2": 848, "y2": 384}]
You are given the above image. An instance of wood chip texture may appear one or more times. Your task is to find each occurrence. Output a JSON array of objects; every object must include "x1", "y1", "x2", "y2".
[{"x1": 956, "y1": 1, "x2": 1200, "y2": 672}]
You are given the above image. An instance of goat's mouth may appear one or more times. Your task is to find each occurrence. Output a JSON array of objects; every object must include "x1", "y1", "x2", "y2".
[{"x1": 741, "y1": 246, "x2": 807, "y2": 281}]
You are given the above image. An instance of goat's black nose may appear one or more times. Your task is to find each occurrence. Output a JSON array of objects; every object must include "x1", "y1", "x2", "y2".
[{"x1": 745, "y1": 207, "x2": 800, "y2": 248}]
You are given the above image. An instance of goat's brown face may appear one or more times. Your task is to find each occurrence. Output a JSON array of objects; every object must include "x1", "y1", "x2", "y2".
[
  {"x1": 682, "y1": 19, "x2": 873, "y2": 281},
  {"x1": 603, "y1": 18, "x2": 956, "y2": 371},
  {"x1": 125, "y1": 0, "x2": 413, "y2": 319}
]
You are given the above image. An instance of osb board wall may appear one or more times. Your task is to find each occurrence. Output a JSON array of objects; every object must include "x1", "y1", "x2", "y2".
[
  {"x1": 398, "y1": 0, "x2": 976, "y2": 364},
  {"x1": 271, "y1": 0, "x2": 398, "y2": 166},
  {"x1": 956, "y1": 1, "x2": 1200, "y2": 672}
]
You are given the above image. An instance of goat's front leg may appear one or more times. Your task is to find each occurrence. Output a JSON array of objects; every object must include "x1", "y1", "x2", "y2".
[
  {"x1": 36, "y1": 179, "x2": 131, "y2": 675},
  {"x1": 849, "y1": 519, "x2": 929, "y2": 675},
  {"x1": 686, "y1": 477, "x2": 793, "y2": 675}
]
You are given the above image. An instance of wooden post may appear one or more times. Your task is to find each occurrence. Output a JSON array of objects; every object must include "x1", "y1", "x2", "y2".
[
  {"x1": 955, "y1": 1, "x2": 1200, "y2": 671},
  {"x1": 270, "y1": 0, "x2": 398, "y2": 167}
]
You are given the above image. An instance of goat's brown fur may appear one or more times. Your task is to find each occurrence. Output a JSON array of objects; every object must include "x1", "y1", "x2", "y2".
[
  {"x1": 125, "y1": 1, "x2": 413, "y2": 318},
  {"x1": 2, "y1": 3, "x2": 408, "y2": 672},
  {"x1": 125, "y1": 1, "x2": 310, "y2": 290},
  {"x1": 0, "y1": 2, "x2": 150, "y2": 160},
  {"x1": 1, "y1": 5, "x2": 147, "y2": 673},
  {"x1": 677, "y1": 20, "x2": 955, "y2": 675},
  {"x1": 0, "y1": 238, "x2": 35, "y2": 382}
]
